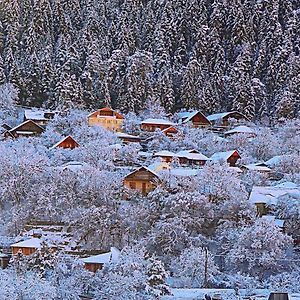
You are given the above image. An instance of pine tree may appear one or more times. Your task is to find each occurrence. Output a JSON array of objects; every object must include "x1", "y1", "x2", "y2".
[{"x1": 146, "y1": 257, "x2": 170, "y2": 298}]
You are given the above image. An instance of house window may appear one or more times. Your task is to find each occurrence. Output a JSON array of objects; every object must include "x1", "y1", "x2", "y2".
[{"x1": 129, "y1": 182, "x2": 136, "y2": 189}]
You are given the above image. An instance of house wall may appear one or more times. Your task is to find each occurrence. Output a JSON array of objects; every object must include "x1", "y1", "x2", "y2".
[
  {"x1": 141, "y1": 123, "x2": 171, "y2": 132},
  {"x1": 57, "y1": 138, "x2": 79, "y2": 149},
  {"x1": 84, "y1": 262, "x2": 103, "y2": 273},
  {"x1": 12, "y1": 246, "x2": 37, "y2": 256},
  {"x1": 88, "y1": 116, "x2": 124, "y2": 132},
  {"x1": 227, "y1": 152, "x2": 241, "y2": 167},
  {"x1": 124, "y1": 169, "x2": 159, "y2": 194},
  {"x1": 191, "y1": 113, "x2": 210, "y2": 127}
]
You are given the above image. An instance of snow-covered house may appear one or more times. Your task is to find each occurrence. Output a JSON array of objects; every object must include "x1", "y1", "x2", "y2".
[
  {"x1": 154, "y1": 150, "x2": 176, "y2": 163},
  {"x1": 175, "y1": 149, "x2": 210, "y2": 166},
  {"x1": 210, "y1": 150, "x2": 241, "y2": 167},
  {"x1": 24, "y1": 108, "x2": 58, "y2": 126},
  {"x1": 83, "y1": 247, "x2": 121, "y2": 273},
  {"x1": 50, "y1": 135, "x2": 80, "y2": 150},
  {"x1": 116, "y1": 132, "x2": 141, "y2": 144},
  {"x1": 4, "y1": 120, "x2": 45, "y2": 138},
  {"x1": 207, "y1": 111, "x2": 249, "y2": 127},
  {"x1": 123, "y1": 163, "x2": 167, "y2": 195},
  {"x1": 177, "y1": 111, "x2": 211, "y2": 127},
  {"x1": 161, "y1": 125, "x2": 178, "y2": 137},
  {"x1": 11, "y1": 238, "x2": 56, "y2": 256},
  {"x1": 241, "y1": 163, "x2": 272, "y2": 173},
  {"x1": 88, "y1": 107, "x2": 125, "y2": 132},
  {"x1": 249, "y1": 182, "x2": 300, "y2": 216},
  {"x1": 140, "y1": 118, "x2": 175, "y2": 132},
  {"x1": 224, "y1": 125, "x2": 256, "y2": 137}
]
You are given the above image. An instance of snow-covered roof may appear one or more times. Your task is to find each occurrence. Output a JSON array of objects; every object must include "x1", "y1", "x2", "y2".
[
  {"x1": 138, "y1": 151, "x2": 153, "y2": 157},
  {"x1": 182, "y1": 153, "x2": 210, "y2": 161},
  {"x1": 169, "y1": 168, "x2": 200, "y2": 177},
  {"x1": 57, "y1": 161, "x2": 91, "y2": 172},
  {"x1": 249, "y1": 182, "x2": 300, "y2": 205},
  {"x1": 82, "y1": 247, "x2": 120, "y2": 264},
  {"x1": 11, "y1": 238, "x2": 55, "y2": 249},
  {"x1": 116, "y1": 132, "x2": 140, "y2": 139},
  {"x1": 207, "y1": 111, "x2": 249, "y2": 122},
  {"x1": 154, "y1": 150, "x2": 175, "y2": 157},
  {"x1": 25, "y1": 109, "x2": 48, "y2": 121},
  {"x1": 264, "y1": 155, "x2": 293, "y2": 167},
  {"x1": 261, "y1": 215, "x2": 285, "y2": 228},
  {"x1": 147, "y1": 162, "x2": 170, "y2": 173},
  {"x1": 210, "y1": 150, "x2": 240, "y2": 161},
  {"x1": 9, "y1": 120, "x2": 44, "y2": 133},
  {"x1": 178, "y1": 111, "x2": 198, "y2": 122},
  {"x1": 243, "y1": 164, "x2": 272, "y2": 172},
  {"x1": 207, "y1": 112, "x2": 233, "y2": 121},
  {"x1": 176, "y1": 149, "x2": 199, "y2": 157},
  {"x1": 224, "y1": 125, "x2": 255, "y2": 135},
  {"x1": 141, "y1": 118, "x2": 175, "y2": 126}
]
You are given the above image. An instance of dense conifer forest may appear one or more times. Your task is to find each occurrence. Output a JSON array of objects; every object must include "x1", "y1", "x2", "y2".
[{"x1": 0, "y1": 0, "x2": 299, "y2": 120}]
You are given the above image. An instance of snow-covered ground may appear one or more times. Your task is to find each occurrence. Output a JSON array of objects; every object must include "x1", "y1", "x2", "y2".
[{"x1": 163, "y1": 289, "x2": 300, "y2": 300}]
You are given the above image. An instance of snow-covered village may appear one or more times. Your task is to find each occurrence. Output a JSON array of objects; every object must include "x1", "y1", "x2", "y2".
[
  {"x1": 0, "y1": 0, "x2": 300, "y2": 299},
  {"x1": 0, "y1": 86, "x2": 299, "y2": 300}
]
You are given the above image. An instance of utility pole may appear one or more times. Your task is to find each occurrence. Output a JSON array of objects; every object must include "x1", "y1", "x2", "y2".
[{"x1": 204, "y1": 247, "x2": 208, "y2": 288}]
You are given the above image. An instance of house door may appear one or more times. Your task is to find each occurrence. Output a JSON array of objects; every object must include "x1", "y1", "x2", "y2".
[{"x1": 142, "y1": 183, "x2": 147, "y2": 194}]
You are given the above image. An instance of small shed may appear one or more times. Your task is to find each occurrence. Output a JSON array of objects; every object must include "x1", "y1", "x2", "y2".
[
  {"x1": 50, "y1": 135, "x2": 80, "y2": 150},
  {"x1": 210, "y1": 150, "x2": 241, "y2": 167},
  {"x1": 0, "y1": 254, "x2": 10, "y2": 269},
  {"x1": 83, "y1": 247, "x2": 120, "y2": 273},
  {"x1": 268, "y1": 292, "x2": 289, "y2": 300}
]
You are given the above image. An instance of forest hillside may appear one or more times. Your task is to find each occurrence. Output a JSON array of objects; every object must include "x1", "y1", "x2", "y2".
[{"x1": 0, "y1": 0, "x2": 299, "y2": 120}]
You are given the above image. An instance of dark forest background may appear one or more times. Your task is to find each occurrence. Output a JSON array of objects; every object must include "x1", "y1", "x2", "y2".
[{"x1": 0, "y1": 0, "x2": 300, "y2": 120}]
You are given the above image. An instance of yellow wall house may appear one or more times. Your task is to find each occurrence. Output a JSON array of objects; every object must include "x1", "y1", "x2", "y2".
[{"x1": 88, "y1": 107, "x2": 125, "y2": 132}]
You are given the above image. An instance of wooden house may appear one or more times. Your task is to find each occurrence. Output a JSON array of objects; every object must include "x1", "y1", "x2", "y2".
[
  {"x1": 83, "y1": 247, "x2": 120, "y2": 273},
  {"x1": 210, "y1": 150, "x2": 241, "y2": 167},
  {"x1": 178, "y1": 111, "x2": 211, "y2": 127},
  {"x1": 153, "y1": 150, "x2": 175, "y2": 163},
  {"x1": 140, "y1": 118, "x2": 175, "y2": 132},
  {"x1": 249, "y1": 182, "x2": 300, "y2": 216},
  {"x1": 0, "y1": 254, "x2": 10, "y2": 269},
  {"x1": 241, "y1": 164, "x2": 272, "y2": 173},
  {"x1": 161, "y1": 126, "x2": 178, "y2": 137},
  {"x1": 11, "y1": 238, "x2": 55, "y2": 256},
  {"x1": 24, "y1": 109, "x2": 58, "y2": 126},
  {"x1": 207, "y1": 111, "x2": 249, "y2": 127},
  {"x1": 116, "y1": 132, "x2": 141, "y2": 144},
  {"x1": 4, "y1": 120, "x2": 45, "y2": 138},
  {"x1": 176, "y1": 149, "x2": 202, "y2": 165},
  {"x1": 124, "y1": 163, "x2": 169, "y2": 194},
  {"x1": 1, "y1": 123, "x2": 12, "y2": 131},
  {"x1": 224, "y1": 125, "x2": 256, "y2": 138},
  {"x1": 88, "y1": 107, "x2": 124, "y2": 132},
  {"x1": 50, "y1": 135, "x2": 80, "y2": 150}
]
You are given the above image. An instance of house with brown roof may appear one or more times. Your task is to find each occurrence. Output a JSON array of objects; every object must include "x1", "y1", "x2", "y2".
[{"x1": 50, "y1": 136, "x2": 80, "y2": 150}]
